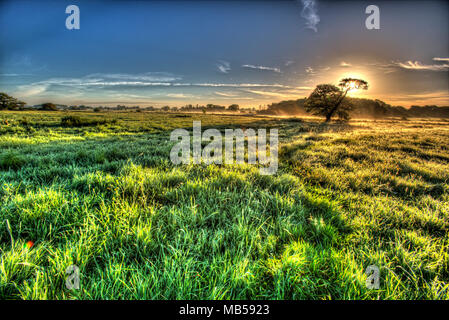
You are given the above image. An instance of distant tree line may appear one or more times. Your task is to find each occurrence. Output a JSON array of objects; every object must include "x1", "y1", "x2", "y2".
[
  {"x1": 179, "y1": 104, "x2": 241, "y2": 112},
  {"x1": 257, "y1": 98, "x2": 449, "y2": 119},
  {"x1": 2, "y1": 91, "x2": 448, "y2": 119}
]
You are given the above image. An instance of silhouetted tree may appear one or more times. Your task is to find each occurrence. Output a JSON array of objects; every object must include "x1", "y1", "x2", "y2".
[
  {"x1": 305, "y1": 78, "x2": 368, "y2": 122},
  {"x1": 0, "y1": 92, "x2": 26, "y2": 110},
  {"x1": 40, "y1": 102, "x2": 58, "y2": 111},
  {"x1": 227, "y1": 104, "x2": 240, "y2": 111}
]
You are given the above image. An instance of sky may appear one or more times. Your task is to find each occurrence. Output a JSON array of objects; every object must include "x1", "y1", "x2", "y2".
[{"x1": 0, "y1": 0, "x2": 448, "y2": 108}]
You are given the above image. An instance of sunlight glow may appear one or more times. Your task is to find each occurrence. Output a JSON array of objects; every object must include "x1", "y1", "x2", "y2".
[{"x1": 347, "y1": 81, "x2": 358, "y2": 91}]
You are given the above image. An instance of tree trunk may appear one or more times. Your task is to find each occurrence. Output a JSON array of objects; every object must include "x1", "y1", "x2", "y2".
[{"x1": 325, "y1": 89, "x2": 348, "y2": 122}]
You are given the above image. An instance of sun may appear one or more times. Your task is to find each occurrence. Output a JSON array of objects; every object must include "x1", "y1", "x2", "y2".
[
  {"x1": 336, "y1": 72, "x2": 371, "y2": 97},
  {"x1": 347, "y1": 81, "x2": 358, "y2": 91}
]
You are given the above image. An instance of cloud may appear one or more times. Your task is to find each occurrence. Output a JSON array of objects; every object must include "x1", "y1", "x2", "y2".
[
  {"x1": 16, "y1": 83, "x2": 49, "y2": 97},
  {"x1": 433, "y1": 57, "x2": 449, "y2": 62},
  {"x1": 178, "y1": 83, "x2": 291, "y2": 88},
  {"x1": 244, "y1": 90, "x2": 289, "y2": 98},
  {"x1": 86, "y1": 72, "x2": 180, "y2": 82},
  {"x1": 244, "y1": 86, "x2": 312, "y2": 99},
  {"x1": 0, "y1": 73, "x2": 33, "y2": 76},
  {"x1": 384, "y1": 91, "x2": 449, "y2": 105},
  {"x1": 304, "y1": 66, "x2": 329, "y2": 76},
  {"x1": 394, "y1": 60, "x2": 449, "y2": 71},
  {"x1": 14, "y1": 70, "x2": 304, "y2": 100},
  {"x1": 367, "y1": 62, "x2": 397, "y2": 74},
  {"x1": 79, "y1": 81, "x2": 173, "y2": 87},
  {"x1": 166, "y1": 93, "x2": 195, "y2": 99},
  {"x1": 340, "y1": 61, "x2": 352, "y2": 67},
  {"x1": 305, "y1": 67, "x2": 315, "y2": 74},
  {"x1": 400, "y1": 91, "x2": 449, "y2": 100},
  {"x1": 5, "y1": 54, "x2": 48, "y2": 72},
  {"x1": 13, "y1": 73, "x2": 181, "y2": 98},
  {"x1": 212, "y1": 91, "x2": 255, "y2": 100},
  {"x1": 300, "y1": 0, "x2": 320, "y2": 32},
  {"x1": 13, "y1": 69, "x2": 317, "y2": 105},
  {"x1": 242, "y1": 64, "x2": 281, "y2": 73},
  {"x1": 214, "y1": 91, "x2": 237, "y2": 97},
  {"x1": 217, "y1": 60, "x2": 231, "y2": 74},
  {"x1": 17, "y1": 73, "x2": 181, "y2": 91}
]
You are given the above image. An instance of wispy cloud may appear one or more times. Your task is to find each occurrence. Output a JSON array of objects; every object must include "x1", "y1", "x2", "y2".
[
  {"x1": 385, "y1": 91, "x2": 449, "y2": 105},
  {"x1": 216, "y1": 60, "x2": 231, "y2": 74},
  {"x1": 212, "y1": 91, "x2": 255, "y2": 100},
  {"x1": 14, "y1": 71, "x2": 305, "y2": 99},
  {"x1": 366, "y1": 62, "x2": 397, "y2": 74},
  {"x1": 17, "y1": 83, "x2": 49, "y2": 96},
  {"x1": 242, "y1": 64, "x2": 281, "y2": 73},
  {"x1": 368, "y1": 58, "x2": 449, "y2": 73},
  {"x1": 177, "y1": 83, "x2": 291, "y2": 88},
  {"x1": 300, "y1": 0, "x2": 320, "y2": 32},
  {"x1": 340, "y1": 61, "x2": 352, "y2": 67},
  {"x1": 433, "y1": 57, "x2": 449, "y2": 62},
  {"x1": 0, "y1": 73, "x2": 33, "y2": 77},
  {"x1": 304, "y1": 66, "x2": 330, "y2": 76},
  {"x1": 244, "y1": 86, "x2": 312, "y2": 99},
  {"x1": 214, "y1": 91, "x2": 238, "y2": 97},
  {"x1": 14, "y1": 73, "x2": 181, "y2": 97},
  {"x1": 166, "y1": 93, "x2": 196, "y2": 99},
  {"x1": 305, "y1": 67, "x2": 315, "y2": 74},
  {"x1": 13, "y1": 69, "x2": 318, "y2": 105},
  {"x1": 86, "y1": 72, "x2": 180, "y2": 82},
  {"x1": 6, "y1": 54, "x2": 48, "y2": 72},
  {"x1": 244, "y1": 90, "x2": 289, "y2": 98},
  {"x1": 394, "y1": 60, "x2": 449, "y2": 71}
]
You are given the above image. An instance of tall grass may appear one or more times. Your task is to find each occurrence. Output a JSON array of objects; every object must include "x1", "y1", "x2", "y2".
[{"x1": 0, "y1": 111, "x2": 448, "y2": 299}]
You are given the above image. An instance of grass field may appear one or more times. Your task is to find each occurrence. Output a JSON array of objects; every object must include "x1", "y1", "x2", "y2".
[{"x1": 0, "y1": 110, "x2": 448, "y2": 299}]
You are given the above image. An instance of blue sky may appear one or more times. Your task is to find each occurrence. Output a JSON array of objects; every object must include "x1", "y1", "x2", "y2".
[{"x1": 1, "y1": 0, "x2": 448, "y2": 107}]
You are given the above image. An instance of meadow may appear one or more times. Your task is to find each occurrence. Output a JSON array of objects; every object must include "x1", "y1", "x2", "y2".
[{"x1": 0, "y1": 110, "x2": 448, "y2": 299}]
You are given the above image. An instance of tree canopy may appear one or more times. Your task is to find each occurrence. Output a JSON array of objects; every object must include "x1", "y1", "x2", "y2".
[
  {"x1": 227, "y1": 104, "x2": 240, "y2": 111},
  {"x1": 305, "y1": 78, "x2": 368, "y2": 122},
  {"x1": 0, "y1": 92, "x2": 26, "y2": 110},
  {"x1": 40, "y1": 102, "x2": 58, "y2": 111}
]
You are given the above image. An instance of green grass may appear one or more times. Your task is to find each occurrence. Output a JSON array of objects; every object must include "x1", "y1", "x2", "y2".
[{"x1": 0, "y1": 110, "x2": 448, "y2": 299}]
